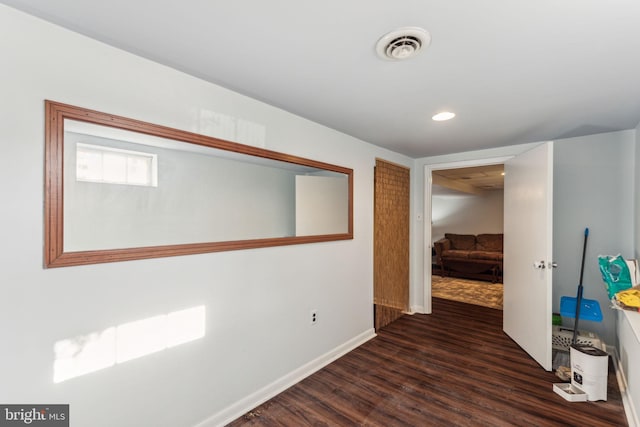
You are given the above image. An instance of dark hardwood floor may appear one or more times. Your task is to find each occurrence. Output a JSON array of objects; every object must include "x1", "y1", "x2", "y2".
[{"x1": 228, "y1": 298, "x2": 627, "y2": 426}]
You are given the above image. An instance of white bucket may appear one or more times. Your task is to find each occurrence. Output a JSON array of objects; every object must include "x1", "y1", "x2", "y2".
[{"x1": 570, "y1": 343, "x2": 608, "y2": 401}]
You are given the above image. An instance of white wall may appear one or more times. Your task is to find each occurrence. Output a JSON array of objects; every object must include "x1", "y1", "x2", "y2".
[
  {"x1": 552, "y1": 130, "x2": 635, "y2": 347},
  {"x1": 618, "y1": 121, "x2": 640, "y2": 425},
  {"x1": 295, "y1": 175, "x2": 349, "y2": 235},
  {"x1": 636, "y1": 120, "x2": 640, "y2": 260},
  {"x1": 618, "y1": 310, "x2": 640, "y2": 426},
  {"x1": 431, "y1": 188, "x2": 503, "y2": 243},
  {"x1": 0, "y1": 6, "x2": 412, "y2": 427}
]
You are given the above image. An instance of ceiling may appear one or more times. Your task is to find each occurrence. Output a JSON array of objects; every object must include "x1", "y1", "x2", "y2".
[
  {"x1": 4, "y1": 0, "x2": 640, "y2": 158},
  {"x1": 432, "y1": 165, "x2": 504, "y2": 196}
]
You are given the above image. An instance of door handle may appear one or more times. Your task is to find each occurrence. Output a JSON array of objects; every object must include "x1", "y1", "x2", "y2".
[{"x1": 533, "y1": 261, "x2": 557, "y2": 269}]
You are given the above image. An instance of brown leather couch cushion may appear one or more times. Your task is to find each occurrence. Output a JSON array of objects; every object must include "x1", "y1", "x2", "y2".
[
  {"x1": 444, "y1": 233, "x2": 476, "y2": 250},
  {"x1": 469, "y1": 250, "x2": 503, "y2": 261},
  {"x1": 442, "y1": 250, "x2": 472, "y2": 259},
  {"x1": 476, "y1": 234, "x2": 503, "y2": 252}
]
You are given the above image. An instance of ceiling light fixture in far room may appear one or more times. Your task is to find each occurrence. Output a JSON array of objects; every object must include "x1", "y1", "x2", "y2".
[
  {"x1": 432, "y1": 111, "x2": 456, "y2": 121},
  {"x1": 376, "y1": 27, "x2": 431, "y2": 61}
]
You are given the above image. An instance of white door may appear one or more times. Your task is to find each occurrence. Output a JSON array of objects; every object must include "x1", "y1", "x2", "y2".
[{"x1": 503, "y1": 142, "x2": 554, "y2": 370}]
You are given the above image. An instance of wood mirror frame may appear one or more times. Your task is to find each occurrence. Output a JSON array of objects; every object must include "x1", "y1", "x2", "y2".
[{"x1": 44, "y1": 101, "x2": 353, "y2": 268}]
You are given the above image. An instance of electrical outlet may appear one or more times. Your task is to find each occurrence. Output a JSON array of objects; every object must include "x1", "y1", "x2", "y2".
[{"x1": 310, "y1": 309, "x2": 318, "y2": 325}]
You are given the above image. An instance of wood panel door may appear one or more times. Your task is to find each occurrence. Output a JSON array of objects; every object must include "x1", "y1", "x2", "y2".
[{"x1": 374, "y1": 159, "x2": 410, "y2": 330}]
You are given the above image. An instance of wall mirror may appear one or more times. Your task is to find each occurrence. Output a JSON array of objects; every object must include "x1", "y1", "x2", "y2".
[{"x1": 45, "y1": 101, "x2": 353, "y2": 267}]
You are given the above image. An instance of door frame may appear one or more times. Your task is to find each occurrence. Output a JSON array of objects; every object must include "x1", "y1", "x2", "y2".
[{"x1": 422, "y1": 156, "x2": 513, "y2": 314}]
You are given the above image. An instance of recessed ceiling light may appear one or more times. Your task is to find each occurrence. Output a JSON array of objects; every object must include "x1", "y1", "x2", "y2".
[{"x1": 432, "y1": 112, "x2": 456, "y2": 121}]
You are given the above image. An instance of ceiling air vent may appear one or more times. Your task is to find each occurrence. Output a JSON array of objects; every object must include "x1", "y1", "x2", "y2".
[{"x1": 376, "y1": 27, "x2": 430, "y2": 61}]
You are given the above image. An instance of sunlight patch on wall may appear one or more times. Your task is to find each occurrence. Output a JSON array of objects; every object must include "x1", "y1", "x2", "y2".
[{"x1": 53, "y1": 305, "x2": 205, "y2": 383}]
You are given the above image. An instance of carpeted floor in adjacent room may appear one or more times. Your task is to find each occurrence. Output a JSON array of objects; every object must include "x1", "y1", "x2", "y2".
[{"x1": 431, "y1": 275, "x2": 503, "y2": 310}]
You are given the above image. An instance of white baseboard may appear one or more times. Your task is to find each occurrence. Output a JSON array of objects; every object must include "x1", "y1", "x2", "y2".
[
  {"x1": 194, "y1": 328, "x2": 376, "y2": 427},
  {"x1": 410, "y1": 305, "x2": 425, "y2": 314},
  {"x1": 609, "y1": 345, "x2": 639, "y2": 427}
]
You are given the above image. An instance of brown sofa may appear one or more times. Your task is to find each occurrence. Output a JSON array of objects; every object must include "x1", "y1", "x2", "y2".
[{"x1": 433, "y1": 233, "x2": 503, "y2": 282}]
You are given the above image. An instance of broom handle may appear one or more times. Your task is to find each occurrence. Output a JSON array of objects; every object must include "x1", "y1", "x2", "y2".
[
  {"x1": 578, "y1": 228, "x2": 589, "y2": 288},
  {"x1": 572, "y1": 228, "x2": 589, "y2": 345}
]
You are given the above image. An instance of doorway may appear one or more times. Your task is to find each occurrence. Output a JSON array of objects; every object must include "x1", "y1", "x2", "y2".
[
  {"x1": 430, "y1": 164, "x2": 505, "y2": 310},
  {"x1": 423, "y1": 156, "x2": 512, "y2": 314}
]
